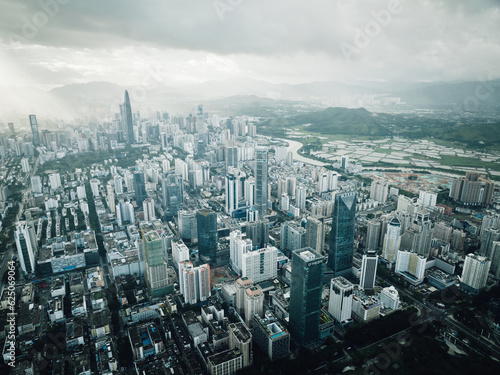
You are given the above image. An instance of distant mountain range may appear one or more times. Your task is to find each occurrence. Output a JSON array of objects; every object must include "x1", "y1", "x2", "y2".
[
  {"x1": 399, "y1": 80, "x2": 500, "y2": 107},
  {"x1": 46, "y1": 78, "x2": 500, "y2": 112},
  {"x1": 2, "y1": 78, "x2": 499, "y2": 124}
]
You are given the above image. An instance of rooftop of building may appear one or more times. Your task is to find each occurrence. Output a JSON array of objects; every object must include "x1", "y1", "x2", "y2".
[
  {"x1": 90, "y1": 310, "x2": 109, "y2": 328},
  {"x1": 147, "y1": 323, "x2": 163, "y2": 343},
  {"x1": 245, "y1": 286, "x2": 263, "y2": 297},
  {"x1": 144, "y1": 230, "x2": 161, "y2": 242},
  {"x1": 427, "y1": 267, "x2": 456, "y2": 281},
  {"x1": 187, "y1": 322, "x2": 206, "y2": 339},
  {"x1": 70, "y1": 291, "x2": 86, "y2": 305},
  {"x1": 466, "y1": 253, "x2": 489, "y2": 262},
  {"x1": 229, "y1": 322, "x2": 252, "y2": 343},
  {"x1": 237, "y1": 277, "x2": 253, "y2": 286},
  {"x1": 331, "y1": 276, "x2": 353, "y2": 288},
  {"x1": 353, "y1": 289, "x2": 381, "y2": 308},
  {"x1": 66, "y1": 318, "x2": 84, "y2": 340},
  {"x1": 68, "y1": 271, "x2": 84, "y2": 286},
  {"x1": 380, "y1": 286, "x2": 399, "y2": 297},
  {"x1": 51, "y1": 276, "x2": 65, "y2": 289},
  {"x1": 208, "y1": 348, "x2": 242, "y2": 366},
  {"x1": 254, "y1": 311, "x2": 288, "y2": 337}
]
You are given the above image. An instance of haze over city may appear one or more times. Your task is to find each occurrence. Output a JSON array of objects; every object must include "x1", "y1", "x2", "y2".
[{"x1": 1, "y1": 0, "x2": 500, "y2": 122}]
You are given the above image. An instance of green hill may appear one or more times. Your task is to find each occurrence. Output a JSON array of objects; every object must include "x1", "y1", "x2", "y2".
[
  {"x1": 261, "y1": 107, "x2": 390, "y2": 136},
  {"x1": 438, "y1": 122, "x2": 500, "y2": 145}
]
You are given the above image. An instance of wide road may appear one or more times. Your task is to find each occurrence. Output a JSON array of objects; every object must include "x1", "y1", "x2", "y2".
[{"x1": 278, "y1": 138, "x2": 327, "y2": 167}]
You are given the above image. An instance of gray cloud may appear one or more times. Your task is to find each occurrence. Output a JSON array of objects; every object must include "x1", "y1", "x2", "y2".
[{"x1": 0, "y1": 0, "x2": 499, "y2": 94}]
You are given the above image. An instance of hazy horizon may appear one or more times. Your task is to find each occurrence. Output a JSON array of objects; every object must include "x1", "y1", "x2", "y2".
[{"x1": 1, "y1": 0, "x2": 500, "y2": 122}]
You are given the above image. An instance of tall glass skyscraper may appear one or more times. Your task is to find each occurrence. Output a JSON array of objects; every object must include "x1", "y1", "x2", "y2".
[
  {"x1": 289, "y1": 247, "x2": 324, "y2": 347},
  {"x1": 360, "y1": 250, "x2": 378, "y2": 290},
  {"x1": 15, "y1": 222, "x2": 37, "y2": 275},
  {"x1": 133, "y1": 172, "x2": 147, "y2": 207},
  {"x1": 162, "y1": 172, "x2": 183, "y2": 215},
  {"x1": 382, "y1": 217, "x2": 401, "y2": 263},
  {"x1": 254, "y1": 147, "x2": 268, "y2": 217},
  {"x1": 197, "y1": 209, "x2": 218, "y2": 262},
  {"x1": 225, "y1": 168, "x2": 240, "y2": 215},
  {"x1": 143, "y1": 230, "x2": 169, "y2": 297},
  {"x1": 328, "y1": 191, "x2": 356, "y2": 277},
  {"x1": 225, "y1": 146, "x2": 239, "y2": 171},
  {"x1": 123, "y1": 90, "x2": 134, "y2": 144},
  {"x1": 29, "y1": 115, "x2": 41, "y2": 147}
]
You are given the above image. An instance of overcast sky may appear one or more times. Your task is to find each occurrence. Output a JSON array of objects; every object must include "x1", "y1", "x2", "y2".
[{"x1": 0, "y1": 0, "x2": 499, "y2": 92}]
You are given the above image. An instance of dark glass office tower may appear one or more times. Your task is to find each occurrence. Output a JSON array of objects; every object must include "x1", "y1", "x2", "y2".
[
  {"x1": 123, "y1": 90, "x2": 134, "y2": 144},
  {"x1": 225, "y1": 146, "x2": 239, "y2": 171},
  {"x1": 245, "y1": 219, "x2": 269, "y2": 249},
  {"x1": 14, "y1": 222, "x2": 37, "y2": 275},
  {"x1": 162, "y1": 172, "x2": 183, "y2": 215},
  {"x1": 289, "y1": 247, "x2": 324, "y2": 347},
  {"x1": 197, "y1": 209, "x2": 218, "y2": 262},
  {"x1": 360, "y1": 250, "x2": 378, "y2": 290},
  {"x1": 29, "y1": 115, "x2": 41, "y2": 147},
  {"x1": 133, "y1": 172, "x2": 147, "y2": 207},
  {"x1": 328, "y1": 191, "x2": 356, "y2": 277},
  {"x1": 254, "y1": 147, "x2": 268, "y2": 217}
]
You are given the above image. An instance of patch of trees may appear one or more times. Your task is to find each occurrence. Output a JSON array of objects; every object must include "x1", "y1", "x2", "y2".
[{"x1": 345, "y1": 308, "x2": 417, "y2": 347}]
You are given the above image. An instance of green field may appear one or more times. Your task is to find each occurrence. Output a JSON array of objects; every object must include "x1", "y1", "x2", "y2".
[{"x1": 438, "y1": 154, "x2": 500, "y2": 171}]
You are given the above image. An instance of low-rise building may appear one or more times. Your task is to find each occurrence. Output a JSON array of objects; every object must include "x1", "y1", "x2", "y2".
[
  {"x1": 128, "y1": 323, "x2": 165, "y2": 361},
  {"x1": 207, "y1": 348, "x2": 243, "y2": 375},
  {"x1": 253, "y1": 311, "x2": 290, "y2": 361}
]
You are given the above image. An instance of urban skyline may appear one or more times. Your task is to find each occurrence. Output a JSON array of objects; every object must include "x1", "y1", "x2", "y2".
[{"x1": 1, "y1": 1, "x2": 500, "y2": 374}]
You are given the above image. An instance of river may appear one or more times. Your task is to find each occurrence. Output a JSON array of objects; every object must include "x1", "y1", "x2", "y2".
[{"x1": 278, "y1": 138, "x2": 327, "y2": 167}]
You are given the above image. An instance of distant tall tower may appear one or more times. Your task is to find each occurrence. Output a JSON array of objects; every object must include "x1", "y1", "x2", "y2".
[
  {"x1": 123, "y1": 90, "x2": 134, "y2": 144},
  {"x1": 255, "y1": 147, "x2": 268, "y2": 217},
  {"x1": 360, "y1": 251, "x2": 378, "y2": 290},
  {"x1": 245, "y1": 219, "x2": 269, "y2": 249},
  {"x1": 30, "y1": 176, "x2": 42, "y2": 194},
  {"x1": 29, "y1": 115, "x2": 41, "y2": 147},
  {"x1": 114, "y1": 175, "x2": 123, "y2": 195},
  {"x1": 305, "y1": 217, "x2": 325, "y2": 255},
  {"x1": 179, "y1": 261, "x2": 211, "y2": 304},
  {"x1": 225, "y1": 146, "x2": 239, "y2": 171},
  {"x1": 289, "y1": 247, "x2": 324, "y2": 347},
  {"x1": 8, "y1": 123, "x2": 15, "y2": 136},
  {"x1": 133, "y1": 172, "x2": 147, "y2": 207},
  {"x1": 230, "y1": 230, "x2": 252, "y2": 275},
  {"x1": 328, "y1": 192, "x2": 356, "y2": 277},
  {"x1": 460, "y1": 253, "x2": 491, "y2": 293},
  {"x1": 366, "y1": 220, "x2": 381, "y2": 251},
  {"x1": 162, "y1": 172, "x2": 183, "y2": 216},
  {"x1": 197, "y1": 209, "x2": 218, "y2": 262},
  {"x1": 225, "y1": 168, "x2": 241, "y2": 215},
  {"x1": 143, "y1": 198, "x2": 155, "y2": 222},
  {"x1": 280, "y1": 221, "x2": 306, "y2": 256},
  {"x1": 107, "y1": 184, "x2": 115, "y2": 214},
  {"x1": 382, "y1": 217, "x2": 401, "y2": 263},
  {"x1": 15, "y1": 222, "x2": 37, "y2": 274},
  {"x1": 178, "y1": 210, "x2": 198, "y2": 243},
  {"x1": 295, "y1": 185, "x2": 307, "y2": 210},
  {"x1": 328, "y1": 276, "x2": 354, "y2": 324},
  {"x1": 143, "y1": 230, "x2": 169, "y2": 297}
]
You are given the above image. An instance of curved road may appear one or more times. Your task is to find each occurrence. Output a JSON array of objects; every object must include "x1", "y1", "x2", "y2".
[{"x1": 278, "y1": 138, "x2": 326, "y2": 167}]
